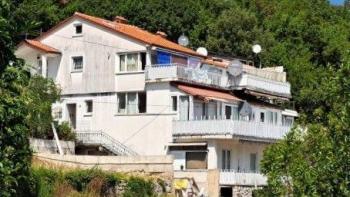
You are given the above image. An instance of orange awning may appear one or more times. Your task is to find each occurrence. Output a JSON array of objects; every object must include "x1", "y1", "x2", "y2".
[{"x1": 176, "y1": 84, "x2": 242, "y2": 103}]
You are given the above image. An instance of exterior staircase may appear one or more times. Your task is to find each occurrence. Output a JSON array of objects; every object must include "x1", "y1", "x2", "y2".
[{"x1": 75, "y1": 131, "x2": 138, "y2": 156}]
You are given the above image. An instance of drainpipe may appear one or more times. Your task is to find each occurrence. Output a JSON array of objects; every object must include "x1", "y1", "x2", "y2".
[{"x1": 51, "y1": 123, "x2": 63, "y2": 155}]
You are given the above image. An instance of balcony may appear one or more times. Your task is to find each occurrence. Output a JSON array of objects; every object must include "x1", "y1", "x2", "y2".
[
  {"x1": 145, "y1": 64, "x2": 224, "y2": 88},
  {"x1": 173, "y1": 119, "x2": 291, "y2": 141},
  {"x1": 231, "y1": 73, "x2": 291, "y2": 98},
  {"x1": 220, "y1": 170, "x2": 267, "y2": 186}
]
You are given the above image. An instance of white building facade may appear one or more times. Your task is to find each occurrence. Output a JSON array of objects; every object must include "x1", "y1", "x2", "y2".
[{"x1": 16, "y1": 12, "x2": 297, "y2": 196}]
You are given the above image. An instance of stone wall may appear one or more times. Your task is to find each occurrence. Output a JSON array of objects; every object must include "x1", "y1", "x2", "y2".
[
  {"x1": 30, "y1": 138, "x2": 75, "y2": 154},
  {"x1": 33, "y1": 153, "x2": 173, "y2": 179},
  {"x1": 232, "y1": 186, "x2": 261, "y2": 197}
]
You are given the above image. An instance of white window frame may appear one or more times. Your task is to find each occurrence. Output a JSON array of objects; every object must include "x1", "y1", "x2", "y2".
[
  {"x1": 117, "y1": 92, "x2": 146, "y2": 114},
  {"x1": 71, "y1": 55, "x2": 84, "y2": 72},
  {"x1": 117, "y1": 52, "x2": 147, "y2": 73}
]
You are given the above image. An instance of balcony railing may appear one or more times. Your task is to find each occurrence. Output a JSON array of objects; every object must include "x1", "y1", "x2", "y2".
[
  {"x1": 231, "y1": 73, "x2": 291, "y2": 97},
  {"x1": 220, "y1": 170, "x2": 267, "y2": 186},
  {"x1": 173, "y1": 119, "x2": 291, "y2": 140},
  {"x1": 145, "y1": 64, "x2": 223, "y2": 87}
]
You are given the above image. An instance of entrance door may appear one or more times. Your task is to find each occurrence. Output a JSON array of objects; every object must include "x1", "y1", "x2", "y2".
[{"x1": 67, "y1": 104, "x2": 76, "y2": 129}]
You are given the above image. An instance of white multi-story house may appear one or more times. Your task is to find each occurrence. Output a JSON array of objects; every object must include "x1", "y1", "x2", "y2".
[{"x1": 16, "y1": 12, "x2": 297, "y2": 196}]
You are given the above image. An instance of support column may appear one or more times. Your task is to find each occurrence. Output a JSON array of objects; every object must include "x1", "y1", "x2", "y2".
[
  {"x1": 41, "y1": 54, "x2": 47, "y2": 78},
  {"x1": 207, "y1": 140, "x2": 218, "y2": 169}
]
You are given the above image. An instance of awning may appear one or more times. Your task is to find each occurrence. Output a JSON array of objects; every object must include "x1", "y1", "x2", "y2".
[
  {"x1": 282, "y1": 109, "x2": 298, "y2": 117},
  {"x1": 176, "y1": 84, "x2": 242, "y2": 103}
]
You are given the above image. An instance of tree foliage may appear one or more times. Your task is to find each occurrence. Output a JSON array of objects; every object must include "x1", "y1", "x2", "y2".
[{"x1": 23, "y1": 76, "x2": 60, "y2": 138}]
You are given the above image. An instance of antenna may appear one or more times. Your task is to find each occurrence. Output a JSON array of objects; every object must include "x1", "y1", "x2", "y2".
[
  {"x1": 196, "y1": 47, "x2": 208, "y2": 56},
  {"x1": 228, "y1": 59, "x2": 243, "y2": 77}
]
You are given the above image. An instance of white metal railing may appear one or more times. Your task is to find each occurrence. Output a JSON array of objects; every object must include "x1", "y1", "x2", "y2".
[
  {"x1": 220, "y1": 170, "x2": 267, "y2": 186},
  {"x1": 173, "y1": 119, "x2": 291, "y2": 140},
  {"x1": 75, "y1": 131, "x2": 138, "y2": 156},
  {"x1": 145, "y1": 64, "x2": 223, "y2": 87}
]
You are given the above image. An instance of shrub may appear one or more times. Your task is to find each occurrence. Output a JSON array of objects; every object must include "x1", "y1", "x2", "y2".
[
  {"x1": 56, "y1": 122, "x2": 76, "y2": 141},
  {"x1": 123, "y1": 177, "x2": 156, "y2": 197}
]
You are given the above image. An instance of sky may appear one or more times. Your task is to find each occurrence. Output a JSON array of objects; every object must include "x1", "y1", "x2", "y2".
[{"x1": 330, "y1": 0, "x2": 345, "y2": 5}]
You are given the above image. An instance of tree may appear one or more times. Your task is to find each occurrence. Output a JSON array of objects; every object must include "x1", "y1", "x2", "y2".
[
  {"x1": 260, "y1": 60, "x2": 350, "y2": 196},
  {"x1": 23, "y1": 76, "x2": 60, "y2": 139}
]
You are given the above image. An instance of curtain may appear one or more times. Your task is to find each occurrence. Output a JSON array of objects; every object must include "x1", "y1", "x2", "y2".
[
  {"x1": 156, "y1": 51, "x2": 171, "y2": 65},
  {"x1": 179, "y1": 96, "x2": 189, "y2": 120},
  {"x1": 188, "y1": 57, "x2": 200, "y2": 68},
  {"x1": 127, "y1": 93, "x2": 137, "y2": 114},
  {"x1": 127, "y1": 54, "x2": 138, "y2": 71}
]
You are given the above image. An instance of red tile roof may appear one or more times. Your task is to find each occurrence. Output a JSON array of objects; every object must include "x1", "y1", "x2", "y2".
[
  {"x1": 74, "y1": 12, "x2": 204, "y2": 57},
  {"x1": 20, "y1": 39, "x2": 60, "y2": 54},
  {"x1": 37, "y1": 12, "x2": 203, "y2": 57},
  {"x1": 176, "y1": 84, "x2": 242, "y2": 102}
]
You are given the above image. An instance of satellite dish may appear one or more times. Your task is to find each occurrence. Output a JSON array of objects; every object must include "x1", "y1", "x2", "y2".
[
  {"x1": 196, "y1": 47, "x2": 208, "y2": 56},
  {"x1": 239, "y1": 101, "x2": 252, "y2": 117},
  {"x1": 178, "y1": 33, "x2": 189, "y2": 46},
  {"x1": 228, "y1": 59, "x2": 243, "y2": 77},
  {"x1": 252, "y1": 44, "x2": 262, "y2": 54}
]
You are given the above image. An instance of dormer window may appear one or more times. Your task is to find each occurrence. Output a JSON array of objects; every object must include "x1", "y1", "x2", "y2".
[{"x1": 74, "y1": 24, "x2": 82, "y2": 35}]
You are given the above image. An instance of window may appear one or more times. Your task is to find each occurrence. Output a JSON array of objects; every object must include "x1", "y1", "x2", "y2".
[
  {"x1": 186, "y1": 152, "x2": 207, "y2": 169},
  {"x1": 250, "y1": 153, "x2": 257, "y2": 172},
  {"x1": 171, "y1": 96, "x2": 177, "y2": 111},
  {"x1": 267, "y1": 111, "x2": 273, "y2": 124},
  {"x1": 119, "y1": 53, "x2": 146, "y2": 72},
  {"x1": 260, "y1": 112, "x2": 265, "y2": 122},
  {"x1": 85, "y1": 100, "x2": 93, "y2": 113},
  {"x1": 222, "y1": 150, "x2": 231, "y2": 170},
  {"x1": 75, "y1": 24, "x2": 82, "y2": 34},
  {"x1": 225, "y1": 105, "x2": 239, "y2": 120},
  {"x1": 72, "y1": 56, "x2": 83, "y2": 71},
  {"x1": 117, "y1": 92, "x2": 146, "y2": 114},
  {"x1": 274, "y1": 112, "x2": 278, "y2": 124},
  {"x1": 282, "y1": 115, "x2": 294, "y2": 126}
]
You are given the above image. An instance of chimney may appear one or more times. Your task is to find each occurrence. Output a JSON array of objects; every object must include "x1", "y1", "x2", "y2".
[
  {"x1": 156, "y1": 31, "x2": 167, "y2": 38},
  {"x1": 114, "y1": 16, "x2": 128, "y2": 24}
]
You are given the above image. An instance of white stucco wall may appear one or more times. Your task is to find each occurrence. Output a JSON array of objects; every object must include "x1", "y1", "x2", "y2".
[{"x1": 39, "y1": 18, "x2": 147, "y2": 95}]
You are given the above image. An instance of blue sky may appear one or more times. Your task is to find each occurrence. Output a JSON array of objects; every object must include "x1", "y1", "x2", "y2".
[{"x1": 330, "y1": 0, "x2": 344, "y2": 5}]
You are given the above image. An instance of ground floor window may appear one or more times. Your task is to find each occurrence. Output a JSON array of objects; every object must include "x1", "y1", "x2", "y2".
[
  {"x1": 250, "y1": 153, "x2": 257, "y2": 172},
  {"x1": 117, "y1": 92, "x2": 146, "y2": 114},
  {"x1": 185, "y1": 151, "x2": 207, "y2": 169},
  {"x1": 222, "y1": 150, "x2": 231, "y2": 170}
]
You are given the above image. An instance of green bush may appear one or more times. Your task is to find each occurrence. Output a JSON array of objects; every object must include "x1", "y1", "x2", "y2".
[
  {"x1": 30, "y1": 167, "x2": 133, "y2": 197},
  {"x1": 123, "y1": 177, "x2": 156, "y2": 197},
  {"x1": 56, "y1": 121, "x2": 76, "y2": 141}
]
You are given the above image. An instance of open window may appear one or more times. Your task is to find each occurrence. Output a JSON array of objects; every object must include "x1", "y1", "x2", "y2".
[
  {"x1": 186, "y1": 152, "x2": 207, "y2": 169},
  {"x1": 85, "y1": 100, "x2": 93, "y2": 114}
]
